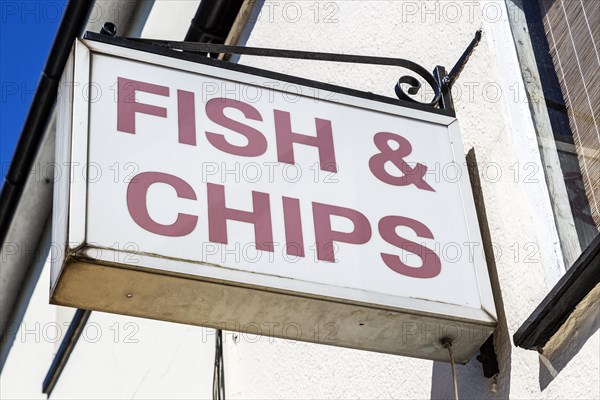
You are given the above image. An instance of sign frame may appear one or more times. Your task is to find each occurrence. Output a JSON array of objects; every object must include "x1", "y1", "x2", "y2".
[{"x1": 52, "y1": 37, "x2": 497, "y2": 363}]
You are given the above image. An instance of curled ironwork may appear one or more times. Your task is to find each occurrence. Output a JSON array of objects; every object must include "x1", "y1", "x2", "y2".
[
  {"x1": 394, "y1": 67, "x2": 442, "y2": 107},
  {"x1": 108, "y1": 27, "x2": 482, "y2": 110},
  {"x1": 123, "y1": 37, "x2": 446, "y2": 108}
]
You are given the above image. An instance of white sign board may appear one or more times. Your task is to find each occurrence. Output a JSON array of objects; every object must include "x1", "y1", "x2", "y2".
[{"x1": 52, "y1": 38, "x2": 496, "y2": 362}]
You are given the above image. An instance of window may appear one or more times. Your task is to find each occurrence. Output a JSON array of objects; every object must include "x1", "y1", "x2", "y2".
[{"x1": 520, "y1": 0, "x2": 599, "y2": 266}]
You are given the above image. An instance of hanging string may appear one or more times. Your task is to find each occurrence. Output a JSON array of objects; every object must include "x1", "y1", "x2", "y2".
[
  {"x1": 213, "y1": 329, "x2": 225, "y2": 400},
  {"x1": 441, "y1": 337, "x2": 459, "y2": 400}
]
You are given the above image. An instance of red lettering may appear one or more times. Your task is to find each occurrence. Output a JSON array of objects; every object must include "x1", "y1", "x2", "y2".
[
  {"x1": 207, "y1": 183, "x2": 274, "y2": 252},
  {"x1": 312, "y1": 203, "x2": 371, "y2": 262},
  {"x1": 283, "y1": 197, "x2": 304, "y2": 257},
  {"x1": 274, "y1": 110, "x2": 337, "y2": 172},
  {"x1": 177, "y1": 89, "x2": 196, "y2": 145},
  {"x1": 369, "y1": 132, "x2": 434, "y2": 191},
  {"x1": 126, "y1": 172, "x2": 197, "y2": 236},
  {"x1": 117, "y1": 77, "x2": 169, "y2": 134},
  {"x1": 205, "y1": 98, "x2": 267, "y2": 157},
  {"x1": 378, "y1": 216, "x2": 441, "y2": 278}
]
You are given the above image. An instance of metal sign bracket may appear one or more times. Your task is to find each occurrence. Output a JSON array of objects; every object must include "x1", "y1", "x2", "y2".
[{"x1": 98, "y1": 22, "x2": 482, "y2": 115}]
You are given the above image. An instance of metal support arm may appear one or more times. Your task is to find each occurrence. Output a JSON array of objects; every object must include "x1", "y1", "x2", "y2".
[{"x1": 99, "y1": 23, "x2": 482, "y2": 112}]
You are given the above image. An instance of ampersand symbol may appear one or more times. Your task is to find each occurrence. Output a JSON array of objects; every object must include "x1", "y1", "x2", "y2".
[{"x1": 368, "y1": 132, "x2": 434, "y2": 192}]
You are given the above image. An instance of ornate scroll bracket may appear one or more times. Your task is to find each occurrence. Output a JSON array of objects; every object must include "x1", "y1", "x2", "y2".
[
  {"x1": 97, "y1": 22, "x2": 482, "y2": 113},
  {"x1": 395, "y1": 29, "x2": 482, "y2": 108}
]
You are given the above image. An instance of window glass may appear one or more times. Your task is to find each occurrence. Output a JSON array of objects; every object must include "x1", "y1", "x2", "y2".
[{"x1": 522, "y1": 0, "x2": 599, "y2": 263}]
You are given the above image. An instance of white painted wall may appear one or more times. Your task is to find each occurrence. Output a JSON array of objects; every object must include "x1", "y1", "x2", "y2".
[{"x1": 1, "y1": 1, "x2": 597, "y2": 399}]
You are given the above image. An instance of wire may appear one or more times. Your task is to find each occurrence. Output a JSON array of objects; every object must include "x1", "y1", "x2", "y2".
[
  {"x1": 213, "y1": 329, "x2": 225, "y2": 400},
  {"x1": 441, "y1": 337, "x2": 459, "y2": 400}
]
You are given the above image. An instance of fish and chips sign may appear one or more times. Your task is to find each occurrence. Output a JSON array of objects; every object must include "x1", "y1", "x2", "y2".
[{"x1": 52, "y1": 38, "x2": 496, "y2": 362}]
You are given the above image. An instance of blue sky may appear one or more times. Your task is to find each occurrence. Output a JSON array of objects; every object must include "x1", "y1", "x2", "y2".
[{"x1": 1, "y1": 0, "x2": 66, "y2": 185}]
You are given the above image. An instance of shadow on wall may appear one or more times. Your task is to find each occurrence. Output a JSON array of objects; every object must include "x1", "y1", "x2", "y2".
[
  {"x1": 431, "y1": 149, "x2": 512, "y2": 399},
  {"x1": 538, "y1": 283, "x2": 599, "y2": 390}
]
